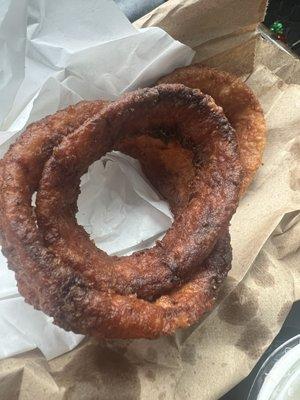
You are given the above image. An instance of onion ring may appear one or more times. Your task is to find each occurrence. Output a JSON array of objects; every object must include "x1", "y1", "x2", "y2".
[
  {"x1": 0, "y1": 85, "x2": 241, "y2": 338},
  {"x1": 157, "y1": 65, "x2": 266, "y2": 193},
  {"x1": 0, "y1": 101, "x2": 106, "y2": 315},
  {"x1": 36, "y1": 84, "x2": 242, "y2": 299}
]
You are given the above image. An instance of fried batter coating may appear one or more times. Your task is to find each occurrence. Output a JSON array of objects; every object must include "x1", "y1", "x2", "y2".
[
  {"x1": 0, "y1": 85, "x2": 241, "y2": 338},
  {"x1": 157, "y1": 65, "x2": 266, "y2": 194},
  {"x1": 116, "y1": 136, "x2": 195, "y2": 212},
  {"x1": 36, "y1": 85, "x2": 242, "y2": 300}
]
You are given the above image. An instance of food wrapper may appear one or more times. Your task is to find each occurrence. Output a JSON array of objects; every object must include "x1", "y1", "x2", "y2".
[{"x1": 0, "y1": 0, "x2": 300, "y2": 399}]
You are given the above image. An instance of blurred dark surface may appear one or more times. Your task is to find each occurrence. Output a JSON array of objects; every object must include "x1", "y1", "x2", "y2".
[
  {"x1": 264, "y1": 0, "x2": 300, "y2": 55},
  {"x1": 114, "y1": 0, "x2": 165, "y2": 22},
  {"x1": 114, "y1": 1, "x2": 299, "y2": 399},
  {"x1": 220, "y1": 301, "x2": 300, "y2": 400}
]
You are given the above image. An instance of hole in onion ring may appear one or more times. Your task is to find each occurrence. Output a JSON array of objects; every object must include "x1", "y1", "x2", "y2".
[{"x1": 76, "y1": 151, "x2": 173, "y2": 256}]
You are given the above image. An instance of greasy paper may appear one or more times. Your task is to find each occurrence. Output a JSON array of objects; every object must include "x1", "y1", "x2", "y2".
[{"x1": 0, "y1": 0, "x2": 300, "y2": 400}]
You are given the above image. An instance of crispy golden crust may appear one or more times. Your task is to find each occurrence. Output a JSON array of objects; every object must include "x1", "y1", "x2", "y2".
[
  {"x1": 36, "y1": 85, "x2": 242, "y2": 300},
  {"x1": 0, "y1": 85, "x2": 241, "y2": 339},
  {"x1": 0, "y1": 100, "x2": 106, "y2": 307},
  {"x1": 52, "y1": 232, "x2": 232, "y2": 339},
  {"x1": 157, "y1": 65, "x2": 267, "y2": 194}
]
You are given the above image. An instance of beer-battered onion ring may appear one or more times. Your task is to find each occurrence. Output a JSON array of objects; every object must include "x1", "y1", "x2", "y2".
[
  {"x1": 157, "y1": 65, "x2": 266, "y2": 194},
  {"x1": 0, "y1": 85, "x2": 241, "y2": 338},
  {"x1": 36, "y1": 85, "x2": 242, "y2": 300}
]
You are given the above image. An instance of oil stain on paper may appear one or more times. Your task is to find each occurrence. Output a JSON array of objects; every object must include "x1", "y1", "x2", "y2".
[
  {"x1": 53, "y1": 343, "x2": 141, "y2": 400},
  {"x1": 236, "y1": 317, "x2": 272, "y2": 359},
  {"x1": 218, "y1": 283, "x2": 259, "y2": 325}
]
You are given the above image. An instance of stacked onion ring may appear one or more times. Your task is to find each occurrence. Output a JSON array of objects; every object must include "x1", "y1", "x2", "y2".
[{"x1": 0, "y1": 66, "x2": 266, "y2": 339}]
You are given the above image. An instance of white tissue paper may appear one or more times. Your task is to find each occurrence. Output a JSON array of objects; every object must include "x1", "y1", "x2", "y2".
[{"x1": 0, "y1": 0, "x2": 194, "y2": 360}]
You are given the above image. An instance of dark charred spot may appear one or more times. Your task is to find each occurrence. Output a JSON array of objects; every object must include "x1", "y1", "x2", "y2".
[
  {"x1": 60, "y1": 274, "x2": 88, "y2": 298},
  {"x1": 151, "y1": 127, "x2": 177, "y2": 143},
  {"x1": 162, "y1": 259, "x2": 179, "y2": 274},
  {"x1": 40, "y1": 135, "x2": 62, "y2": 157}
]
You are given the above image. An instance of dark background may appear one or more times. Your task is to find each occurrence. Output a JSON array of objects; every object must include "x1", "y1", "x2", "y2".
[
  {"x1": 264, "y1": 0, "x2": 300, "y2": 55},
  {"x1": 220, "y1": 302, "x2": 300, "y2": 399},
  {"x1": 114, "y1": 0, "x2": 300, "y2": 399},
  {"x1": 115, "y1": 0, "x2": 300, "y2": 56},
  {"x1": 114, "y1": 0, "x2": 165, "y2": 22}
]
